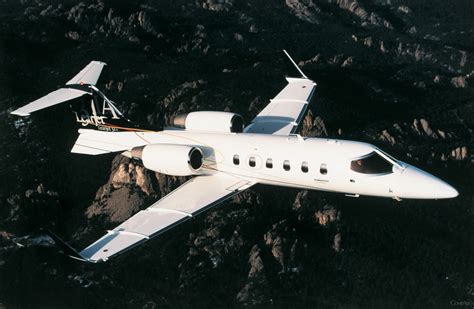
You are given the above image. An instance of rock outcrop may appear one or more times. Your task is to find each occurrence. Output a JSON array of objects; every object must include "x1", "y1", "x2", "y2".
[
  {"x1": 301, "y1": 110, "x2": 328, "y2": 137},
  {"x1": 285, "y1": 0, "x2": 320, "y2": 24},
  {"x1": 85, "y1": 155, "x2": 158, "y2": 223}
]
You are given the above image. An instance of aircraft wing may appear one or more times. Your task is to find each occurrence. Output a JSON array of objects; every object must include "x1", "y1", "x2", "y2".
[
  {"x1": 244, "y1": 77, "x2": 316, "y2": 135},
  {"x1": 49, "y1": 173, "x2": 255, "y2": 263}
]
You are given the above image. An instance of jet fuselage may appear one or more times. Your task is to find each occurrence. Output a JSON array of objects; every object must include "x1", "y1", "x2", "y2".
[{"x1": 135, "y1": 130, "x2": 458, "y2": 200}]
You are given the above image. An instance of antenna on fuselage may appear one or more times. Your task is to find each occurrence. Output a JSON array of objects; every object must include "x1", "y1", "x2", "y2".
[{"x1": 283, "y1": 49, "x2": 308, "y2": 79}]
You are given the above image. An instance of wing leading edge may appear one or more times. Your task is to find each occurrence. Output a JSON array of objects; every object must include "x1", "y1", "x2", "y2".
[
  {"x1": 244, "y1": 77, "x2": 316, "y2": 135},
  {"x1": 10, "y1": 88, "x2": 88, "y2": 116},
  {"x1": 51, "y1": 173, "x2": 255, "y2": 262}
]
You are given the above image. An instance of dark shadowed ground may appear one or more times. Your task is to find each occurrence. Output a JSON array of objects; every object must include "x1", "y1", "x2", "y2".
[{"x1": 0, "y1": 0, "x2": 473, "y2": 308}]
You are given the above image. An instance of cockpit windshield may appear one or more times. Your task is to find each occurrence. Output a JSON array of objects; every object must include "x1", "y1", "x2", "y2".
[{"x1": 350, "y1": 152, "x2": 393, "y2": 174}]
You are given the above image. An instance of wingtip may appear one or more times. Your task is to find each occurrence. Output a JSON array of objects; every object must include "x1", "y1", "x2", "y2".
[{"x1": 45, "y1": 229, "x2": 93, "y2": 263}]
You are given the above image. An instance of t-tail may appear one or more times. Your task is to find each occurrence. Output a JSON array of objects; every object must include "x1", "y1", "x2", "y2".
[{"x1": 11, "y1": 61, "x2": 153, "y2": 133}]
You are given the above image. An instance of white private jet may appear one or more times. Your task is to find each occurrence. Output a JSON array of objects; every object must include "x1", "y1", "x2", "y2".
[{"x1": 11, "y1": 51, "x2": 458, "y2": 263}]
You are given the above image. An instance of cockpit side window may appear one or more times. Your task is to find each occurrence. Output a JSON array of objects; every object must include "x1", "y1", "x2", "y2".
[{"x1": 351, "y1": 152, "x2": 393, "y2": 174}]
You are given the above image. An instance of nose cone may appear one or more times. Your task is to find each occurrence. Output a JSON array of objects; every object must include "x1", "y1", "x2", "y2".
[
  {"x1": 434, "y1": 181, "x2": 459, "y2": 199},
  {"x1": 398, "y1": 166, "x2": 458, "y2": 199}
]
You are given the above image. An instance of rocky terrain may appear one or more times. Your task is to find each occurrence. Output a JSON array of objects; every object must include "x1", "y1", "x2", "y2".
[{"x1": 0, "y1": 0, "x2": 473, "y2": 308}]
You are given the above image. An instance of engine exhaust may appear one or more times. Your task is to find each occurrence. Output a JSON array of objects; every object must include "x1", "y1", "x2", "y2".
[{"x1": 188, "y1": 147, "x2": 203, "y2": 170}]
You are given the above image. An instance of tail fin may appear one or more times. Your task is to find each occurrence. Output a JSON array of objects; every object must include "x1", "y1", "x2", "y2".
[
  {"x1": 72, "y1": 84, "x2": 132, "y2": 131},
  {"x1": 11, "y1": 61, "x2": 156, "y2": 133},
  {"x1": 11, "y1": 61, "x2": 159, "y2": 157}
]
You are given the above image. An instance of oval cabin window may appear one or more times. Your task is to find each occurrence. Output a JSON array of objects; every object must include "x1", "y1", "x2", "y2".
[
  {"x1": 249, "y1": 157, "x2": 256, "y2": 167},
  {"x1": 233, "y1": 155, "x2": 240, "y2": 165},
  {"x1": 320, "y1": 163, "x2": 328, "y2": 175},
  {"x1": 301, "y1": 161, "x2": 309, "y2": 173}
]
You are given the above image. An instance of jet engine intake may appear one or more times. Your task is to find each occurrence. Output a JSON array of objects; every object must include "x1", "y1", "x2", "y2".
[
  {"x1": 172, "y1": 111, "x2": 244, "y2": 133},
  {"x1": 131, "y1": 144, "x2": 203, "y2": 176}
]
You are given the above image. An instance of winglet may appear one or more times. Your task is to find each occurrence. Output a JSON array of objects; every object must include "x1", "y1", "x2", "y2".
[
  {"x1": 45, "y1": 230, "x2": 93, "y2": 263},
  {"x1": 66, "y1": 61, "x2": 107, "y2": 86},
  {"x1": 283, "y1": 50, "x2": 308, "y2": 79}
]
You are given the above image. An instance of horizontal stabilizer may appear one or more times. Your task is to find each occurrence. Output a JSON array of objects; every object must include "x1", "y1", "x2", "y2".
[
  {"x1": 11, "y1": 61, "x2": 106, "y2": 116},
  {"x1": 66, "y1": 61, "x2": 107, "y2": 86},
  {"x1": 11, "y1": 88, "x2": 88, "y2": 116},
  {"x1": 71, "y1": 129, "x2": 150, "y2": 155}
]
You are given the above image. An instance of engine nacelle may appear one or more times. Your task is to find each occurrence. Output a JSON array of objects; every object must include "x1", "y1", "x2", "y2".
[
  {"x1": 131, "y1": 144, "x2": 203, "y2": 176},
  {"x1": 172, "y1": 111, "x2": 244, "y2": 133}
]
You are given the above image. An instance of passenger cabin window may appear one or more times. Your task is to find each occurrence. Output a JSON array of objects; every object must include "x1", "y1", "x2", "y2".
[
  {"x1": 350, "y1": 152, "x2": 393, "y2": 174},
  {"x1": 301, "y1": 161, "x2": 309, "y2": 173},
  {"x1": 266, "y1": 158, "x2": 273, "y2": 169},
  {"x1": 233, "y1": 155, "x2": 240, "y2": 165},
  {"x1": 320, "y1": 163, "x2": 328, "y2": 175},
  {"x1": 283, "y1": 160, "x2": 291, "y2": 171},
  {"x1": 249, "y1": 157, "x2": 256, "y2": 167}
]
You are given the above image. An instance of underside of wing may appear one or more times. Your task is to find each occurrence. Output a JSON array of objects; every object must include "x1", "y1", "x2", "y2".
[
  {"x1": 244, "y1": 77, "x2": 316, "y2": 135},
  {"x1": 59, "y1": 173, "x2": 254, "y2": 262}
]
